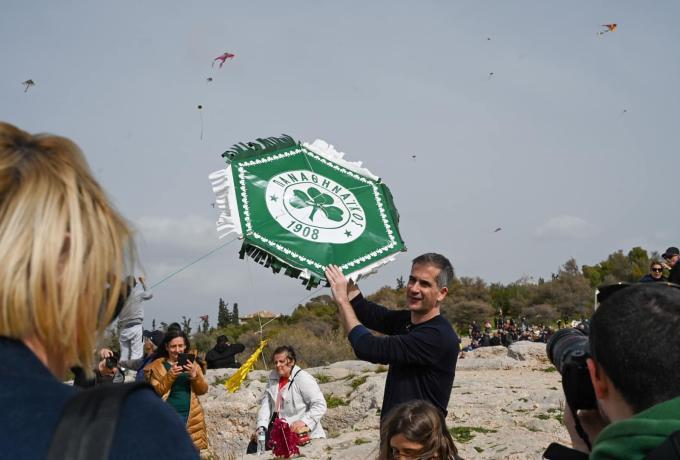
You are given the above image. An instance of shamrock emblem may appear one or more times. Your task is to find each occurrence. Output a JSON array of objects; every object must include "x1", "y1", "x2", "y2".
[{"x1": 289, "y1": 186, "x2": 344, "y2": 222}]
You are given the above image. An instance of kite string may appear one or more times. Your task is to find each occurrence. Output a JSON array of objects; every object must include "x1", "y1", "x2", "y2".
[
  {"x1": 343, "y1": 183, "x2": 374, "y2": 192},
  {"x1": 200, "y1": 110, "x2": 204, "y2": 140},
  {"x1": 149, "y1": 236, "x2": 239, "y2": 289},
  {"x1": 300, "y1": 150, "x2": 317, "y2": 175},
  {"x1": 251, "y1": 282, "x2": 325, "y2": 369}
]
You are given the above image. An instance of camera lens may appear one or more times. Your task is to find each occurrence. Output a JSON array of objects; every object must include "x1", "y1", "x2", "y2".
[
  {"x1": 105, "y1": 357, "x2": 118, "y2": 369},
  {"x1": 546, "y1": 328, "x2": 589, "y2": 373}
]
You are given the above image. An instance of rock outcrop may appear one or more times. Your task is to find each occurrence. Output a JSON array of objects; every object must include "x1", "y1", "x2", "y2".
[{"x1": 199, "y1": 342, "x2": 569, "y2": 459}]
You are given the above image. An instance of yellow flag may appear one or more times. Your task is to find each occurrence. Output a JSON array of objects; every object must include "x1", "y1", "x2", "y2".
[{"x1": 225, "y1": 339, "x2": 268, "y2": 393}]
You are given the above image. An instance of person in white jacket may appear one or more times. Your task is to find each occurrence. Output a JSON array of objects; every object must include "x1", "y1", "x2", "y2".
[{"x1": 254, "y1": 345, "x2": 327, "y2": 447}]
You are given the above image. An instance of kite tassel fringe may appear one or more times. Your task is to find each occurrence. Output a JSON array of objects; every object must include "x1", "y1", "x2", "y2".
[
  {"x1": 303, "y1": 139, "x2": 380, "y2": 182},
  {"x1": 209, "y1": 168, "x2": 243, "y2": 238},
  {"x1": 240, "y1": 243, "x2": 321, "y2": 289},
  {"x1": 222, "y1": 134, "x2": 298, "y2": 163},
  {"x1": 345, "y1": 254, "x2": 400, "y2": 283}
]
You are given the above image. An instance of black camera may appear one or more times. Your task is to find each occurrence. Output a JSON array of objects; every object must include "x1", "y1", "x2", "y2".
[
  {"x1": 105, "y1": 356, "x2": 119, "y2": 369},
  {"x1": 546, "y1": 327, "x2": 596, "y2": 410}
]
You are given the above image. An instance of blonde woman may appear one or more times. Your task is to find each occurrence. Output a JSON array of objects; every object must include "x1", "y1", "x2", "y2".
[{"x1": 0, "y1": 122, "x2": 198, "y2": 459}]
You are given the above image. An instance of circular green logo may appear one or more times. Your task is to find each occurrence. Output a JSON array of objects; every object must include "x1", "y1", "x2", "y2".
[{"x1": 265, "y1": 170, "x2": 366, "y2": 243}]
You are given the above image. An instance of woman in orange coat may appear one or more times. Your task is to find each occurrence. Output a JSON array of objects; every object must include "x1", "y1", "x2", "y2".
[{"x1": 147, "y1": 329, "x2": 209, "y2": 451}]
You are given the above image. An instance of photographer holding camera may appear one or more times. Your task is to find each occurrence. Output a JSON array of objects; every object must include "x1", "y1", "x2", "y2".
[
  {"x1": 72, "y1": 351, "x2": 125, "y2": 388},
  {"x1": 546, "y1": 283, "x2": 680, "y2": 459}
]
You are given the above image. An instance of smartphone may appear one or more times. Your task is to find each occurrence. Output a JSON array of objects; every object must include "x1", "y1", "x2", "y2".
[{"x1": 178, "y1": 353, "x2": 196, "y2": 366}]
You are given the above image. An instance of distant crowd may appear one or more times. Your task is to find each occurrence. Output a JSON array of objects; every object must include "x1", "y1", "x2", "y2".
[{"x1": 462, "y1": 315, "x2": 590, "y2": 352}]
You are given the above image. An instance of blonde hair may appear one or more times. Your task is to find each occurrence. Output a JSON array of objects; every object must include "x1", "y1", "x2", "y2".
[{"x1": 0, "y1": 122, "x2": 135, "y2": 373}]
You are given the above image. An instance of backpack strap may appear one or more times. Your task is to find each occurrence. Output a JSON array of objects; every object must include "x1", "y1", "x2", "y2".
[
  {"x1": 48, "y1": 382, "x2": 152, "y2": 460},
  {"x1": 646, "y1": 430, "x2": 680, "y2": 460},
  {"x1": 288, "y1": 369, "x2": 303, "y2": 387}
]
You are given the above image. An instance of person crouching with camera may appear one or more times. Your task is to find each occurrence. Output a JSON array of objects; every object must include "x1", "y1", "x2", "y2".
[
  {"x1": 72, "y1": 351, "x2": 125, "y2": 388},
  {"x1": 147, "y1": 329, "x2": 209, "y2": 452},
  {"x1": 545, "y1": 283, "x2": 680, "y2": 459}
]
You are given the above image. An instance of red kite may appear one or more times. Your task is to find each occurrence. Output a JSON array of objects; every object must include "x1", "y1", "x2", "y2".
[{"x1": 213, "y1": 52, "x2": 235, "y2": 68}]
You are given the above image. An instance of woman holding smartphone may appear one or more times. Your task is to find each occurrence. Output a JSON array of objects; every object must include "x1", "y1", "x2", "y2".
[{"x1": 147, "y1": 329, "x2": 209, "y2": 451}]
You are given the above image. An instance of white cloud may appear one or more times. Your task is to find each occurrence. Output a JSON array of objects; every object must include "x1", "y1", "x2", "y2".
[
  {"x1": 132, "y1": 215, "x2": 218, "y2": 252},
  {"x1": 535, "y1": 215, "x2": 598, "y2": 239}
]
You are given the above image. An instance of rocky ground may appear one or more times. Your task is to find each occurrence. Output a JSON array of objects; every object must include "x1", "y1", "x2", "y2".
[{"x1": 200, "y1": 342, "x2": 570, "y2": 460}]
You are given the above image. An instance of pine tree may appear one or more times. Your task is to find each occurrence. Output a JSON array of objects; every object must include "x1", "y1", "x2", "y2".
[
  {"x1": 232, "y1": 302, "x2": 240, "y2": 325},
  {"x1": 218, "y1": 298, "x2": 231, "y2": 328},
  {"x1": 181, "y1": 316, "x2": 192, "y2": 336},
  {"x1": 396, "y1": 276, "x2": 405, "y2": 289},
  {"x1": 152, "y1": 318, "x2": 156, "y2": 331}
]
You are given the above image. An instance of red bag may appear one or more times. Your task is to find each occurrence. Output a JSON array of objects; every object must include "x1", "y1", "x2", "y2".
[{"x1": 268, "y1": 417, "x2": 300, "y2": 458}]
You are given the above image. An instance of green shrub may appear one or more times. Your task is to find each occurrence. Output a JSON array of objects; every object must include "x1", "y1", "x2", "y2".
[
  {"x1": 449, "y1": 426, "x2": 497, "y2": 443},
  {"x1": 314, "y1": 373, "x2": 332, "y2": 384},
  {"x1": 213, "y1": 375, "x2": 228, "y2": 386},
  {"x1": 354, "y1": 438, "x2": 369, "y2": 445},
  {"x1": 350, "y1": 375, "x2": 367, "y2": 391},
  {"x1": 325, "y1": 393, "x2": 348, "y2": 408}
]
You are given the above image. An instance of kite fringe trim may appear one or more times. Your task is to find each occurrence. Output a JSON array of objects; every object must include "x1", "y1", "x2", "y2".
[
  {"x1": 222, "y1": 135, "x2": 298, "y2": 162},
  {"x1": 242, "y1": 240, "x2": 400, "y2": 288},
  {"x1": 346, "y1": 253, "x2": 400, "y2": 283},
  {"x1": 303, "y1": 139, "x2": 380, "y2": 182},
  {"x1": 209, "y1": 167, "x2": 243, "y2": 238}
]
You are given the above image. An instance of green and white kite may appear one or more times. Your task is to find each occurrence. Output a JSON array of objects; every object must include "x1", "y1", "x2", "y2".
[{"x1": 209, "y1": 135, "x2": 406, "y2": 288}]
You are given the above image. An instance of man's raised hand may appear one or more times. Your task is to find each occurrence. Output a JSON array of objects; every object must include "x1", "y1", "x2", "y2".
[{"x1": 325, "y1": 265, "x2": 349, "y2": 305}]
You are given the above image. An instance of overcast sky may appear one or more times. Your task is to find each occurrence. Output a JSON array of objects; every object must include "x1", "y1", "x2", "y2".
[{"x1": 3, "y1": 1, "x2": 679, "y2": 326}]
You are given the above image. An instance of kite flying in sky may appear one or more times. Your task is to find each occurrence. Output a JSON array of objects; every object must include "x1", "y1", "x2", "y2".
[
  {"x1": 494, "y1": 227, "x2": 502, "y2": 233},
  {"x1": 22, "y1": 79, "x2": 35, "y2": 92},
  {"x1": 598, "y1": 24, "x2": 617, "y2": 35},
  {"x1": 213, "y1": 52, "x2": 235, "y2": 68}
]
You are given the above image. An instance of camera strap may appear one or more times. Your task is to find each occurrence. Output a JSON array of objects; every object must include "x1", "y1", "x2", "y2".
[{"x1": 47, "y1": 382, "x2": 152, "y2": 460}]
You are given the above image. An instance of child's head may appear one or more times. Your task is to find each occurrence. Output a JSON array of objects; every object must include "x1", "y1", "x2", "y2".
[{"x1": 379, "y1": 400, "x2": 461, "y2": 460}]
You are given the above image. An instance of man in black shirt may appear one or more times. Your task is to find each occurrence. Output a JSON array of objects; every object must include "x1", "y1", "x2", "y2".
[
  {"x1": 325, "y1": 253, "x2": 459, "y2": 421},
  {"x1": 662, "y1": 246, "x2": 680, "y2": 284},
  {"x1": 205, "y1": 335, "x2": 245, "y2": 369}
]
